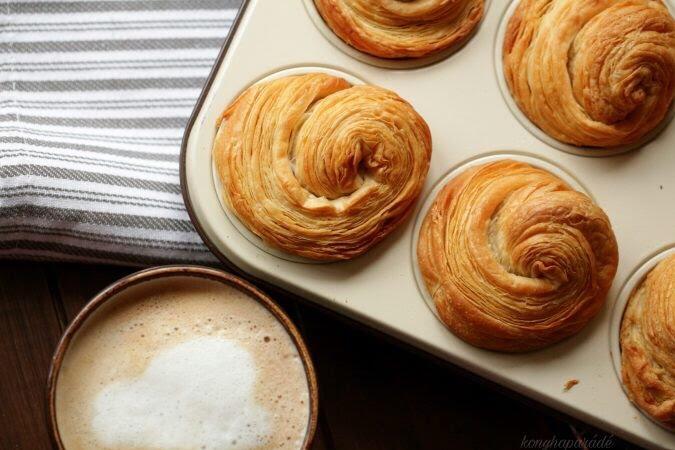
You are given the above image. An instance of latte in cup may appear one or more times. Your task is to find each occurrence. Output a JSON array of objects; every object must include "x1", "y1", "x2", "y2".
[{"x1": 52, "y1": 274, "x2": 313, "y2": 450}]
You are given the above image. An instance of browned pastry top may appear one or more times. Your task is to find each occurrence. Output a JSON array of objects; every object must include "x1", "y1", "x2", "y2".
[
  {"x1": 213, "y1": 73, "x2": 431, "y2": 261},
  {"x1": 503, "y1": 0, "x2": 675, "y2": 148},
  {"x1": 621, "y1": 254, "x2": 675, "y2": 429},
  {"x1": 314, "y1": 0, "x2": 484, "y2": 59},
  {"x1": 417, "y1": 160, "x2": 618, "y2": 352}
]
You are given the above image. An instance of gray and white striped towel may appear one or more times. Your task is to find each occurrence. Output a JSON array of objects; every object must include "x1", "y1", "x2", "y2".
[{"x1": 1, "y1": 0, "x2": 242, "y2": 266}]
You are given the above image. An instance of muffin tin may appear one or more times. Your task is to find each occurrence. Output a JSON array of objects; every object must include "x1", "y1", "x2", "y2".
[{"x1": 180, "y1": 1, "x2": 675, "y2": 448}]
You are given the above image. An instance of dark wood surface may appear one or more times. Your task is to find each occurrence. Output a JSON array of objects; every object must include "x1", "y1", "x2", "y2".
[{"x1": 0, "y1": 261, "x2": 642, "y2": 450}]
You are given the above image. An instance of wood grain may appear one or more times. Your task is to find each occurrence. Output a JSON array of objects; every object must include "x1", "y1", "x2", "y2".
[
  {"x1": 296, "y1": 305, "x2": 558, "y2": 450},
  {"x1": 48, "y1": 264, "x2": 131, "y2": 322},
  {"x1": 0, "y1": 263, "x2": 63, "y2": 450},
  {"x1": 0, "y1": 261, "x2": 641, "y2": 450}
]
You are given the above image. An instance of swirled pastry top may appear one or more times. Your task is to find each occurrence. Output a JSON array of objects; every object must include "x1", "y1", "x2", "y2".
[
  {"x1": 620, "y1": 254, "x2": 675, "y2": 429},
  {"x1": 417, "y1": 160, "x2": 618, "y2": 352},
  {"x1": 314, "y1": 0, "x2": 484, "y2": 59},
  {"x1": 213, "y1": 73, "x2": 432, "y2": 261},
  {"x1": 503, "y1": 0, "x2": 675, "y2": 148}
]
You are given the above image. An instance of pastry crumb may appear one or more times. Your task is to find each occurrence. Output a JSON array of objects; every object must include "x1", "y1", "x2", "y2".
[{"x1": 564, "y1": 379, "x2": 579, "y2": 391}]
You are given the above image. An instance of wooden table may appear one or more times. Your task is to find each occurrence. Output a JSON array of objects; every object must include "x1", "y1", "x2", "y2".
[{"x1": 0, "y1": 261, "x2": 641, "y2": 449}]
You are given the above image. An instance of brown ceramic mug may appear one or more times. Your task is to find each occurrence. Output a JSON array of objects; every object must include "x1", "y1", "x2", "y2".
[{"x1": 47, "y1": 265, "x2": 318, "y2": 450}]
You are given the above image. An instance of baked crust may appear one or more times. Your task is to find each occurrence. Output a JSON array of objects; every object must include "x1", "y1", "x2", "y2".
[
  {"x1": 417, "y1": 160, "x2": 618, "y2": 352},
  {"x1": 503, "y1": 0, "x2": 675, "y2": 148},
  {"x1": 314, "y1": 0, "x2": 484, "y2": 59},
  {"x1": 213, "y1": 73, "x2": 431, "y2": 261},
  {"x1": 620, "y1": 254, "x2": 675, "y2": 429}
]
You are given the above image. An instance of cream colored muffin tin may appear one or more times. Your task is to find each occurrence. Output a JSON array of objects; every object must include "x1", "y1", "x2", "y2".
[{"x1": 181, "y1": 1, "x2": 675, "y2": 448}]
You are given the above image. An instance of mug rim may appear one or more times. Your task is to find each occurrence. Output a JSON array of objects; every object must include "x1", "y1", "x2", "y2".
[{"x1": 45, "y1": 264, "x2": 319, "y2": 450}]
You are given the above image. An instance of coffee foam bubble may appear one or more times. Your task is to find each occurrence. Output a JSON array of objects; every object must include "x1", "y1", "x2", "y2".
[{"x1": 93, "y1": 337, "x2": 270, "y2": 449}]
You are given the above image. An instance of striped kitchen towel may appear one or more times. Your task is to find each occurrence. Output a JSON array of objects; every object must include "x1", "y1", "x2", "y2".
[{"x1": 1, "y1": 0, "x2": 243, "y2": 266}]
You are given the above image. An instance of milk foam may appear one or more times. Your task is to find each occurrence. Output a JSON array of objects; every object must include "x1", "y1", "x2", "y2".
[{"x1": 93, "y1": 337, "x2": 270, "y2": 449}]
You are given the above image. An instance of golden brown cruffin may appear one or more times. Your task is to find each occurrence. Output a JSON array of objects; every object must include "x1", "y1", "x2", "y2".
[
  {"x1": 213, "y1": 73, "x2": 432, "y2": 261},
  {"x1": 503, "y1": 0, "x2": 675, "y2": 148},
  {"x1": 314, "y1": 0, "x2": 484, "y2": 59},
  {"x1": 417, "y1": 160, "x2": 618, "y2": 352},
  {"x1": 620, "y1": 254, "x2": 675, "y2": 429}
]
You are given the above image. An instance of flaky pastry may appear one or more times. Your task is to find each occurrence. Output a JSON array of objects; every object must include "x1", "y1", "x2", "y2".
[
  {"x1": 503, "y1": 0, "x2": 675, "y2": 148},
  {"x1": 621, "y1": 254, "x2": 675, "y2": 429},
  {"x1": 417, "y1": 160, "x2": 618, "y2": 352},
  {"x1": 314, "y1": 0, "x2": 484, "y2": 59},
  {"x1": 213, "y1": 73, "x2": 431, "y2": 261}
]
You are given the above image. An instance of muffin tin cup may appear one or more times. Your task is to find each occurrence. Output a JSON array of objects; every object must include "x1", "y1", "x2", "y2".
[
  {"x1": 494, "y1": 0, "x2": 675, "y2": 157},
  {"x1": 181, "y1": 1, "x2": 675, "y2": 448},
  {"x1": 302, "y1": 0, "x2": 493, "y2": 69},
  {"x1": 609, "y1": 245, "x2": 675, "y2": 432},
  {"x1": 411, "y1": 152, "x2": 592, "y2": 320},
  {"x1": 210, "y1": 66, "x2": 367, "y2": 264},
  {"x1": 46, "y1": 265, "x2": 319, "y2": 450}
]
